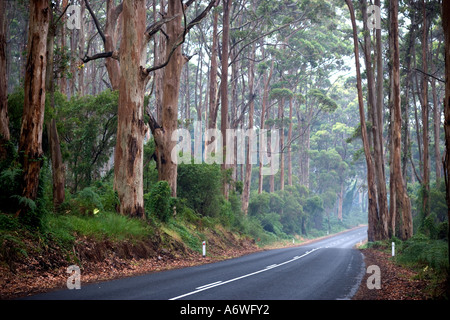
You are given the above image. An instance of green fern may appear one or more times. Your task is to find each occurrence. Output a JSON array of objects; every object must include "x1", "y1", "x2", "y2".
[{"x1": 10, "y1": 194, "x2": 37, "y2": 211}]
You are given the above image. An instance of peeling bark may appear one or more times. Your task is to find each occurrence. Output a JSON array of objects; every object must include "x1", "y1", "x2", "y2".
[
  {"x1": 17, "y1": 0, "x2": 50, "y2": 215},
  {"x1": 114, "y1": 0, "x2": 147, "y2": 218}
]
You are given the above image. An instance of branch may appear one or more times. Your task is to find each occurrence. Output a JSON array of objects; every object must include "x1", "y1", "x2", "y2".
[
  {"x1": 144, "y1": 0, "x2": 215, "y2": 75},
  {"x1": 145, "y1": 14, "x2": 180, "y2": 42},
  {"x1": 413, "y1": 68, "x2": 445, "y2": 83},
  {"x1": 81, "y1": 51, "x2": 113, "y2": 63},
  {"x1": 84, "y1": 0, "x2": 106, "y2": 44}
]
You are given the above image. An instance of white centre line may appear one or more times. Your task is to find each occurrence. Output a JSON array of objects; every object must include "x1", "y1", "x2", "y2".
[
  {"x1": 169, "y1": 247, "x2": 321, "y2": 300},
  {"x1": 195, "y1": 281, "x2": 223, "y2": 290}
]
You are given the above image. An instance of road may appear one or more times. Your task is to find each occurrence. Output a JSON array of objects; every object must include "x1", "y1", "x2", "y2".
[{"x1": 23, "y1": 226, "x2": 367, "y2": 300}]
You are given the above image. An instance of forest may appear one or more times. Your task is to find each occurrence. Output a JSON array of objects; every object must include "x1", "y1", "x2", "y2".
[{"x1": 0, "y1": 0, "x2": 449, "y2": 299}]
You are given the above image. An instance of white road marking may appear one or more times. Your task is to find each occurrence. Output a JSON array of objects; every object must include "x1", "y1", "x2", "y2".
[
  {"x1": 195, "y1": 281, "x2": 223, "y2": 290},
  {"x1": 169, "y1": 247, "x2": 322, "y2": 300}
]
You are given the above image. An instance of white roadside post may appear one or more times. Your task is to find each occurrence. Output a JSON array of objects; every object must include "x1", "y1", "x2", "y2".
[
  {"x1": 392, "y1": 242, "x2": 395, "y2": 257},
  {"x1": 202, "y1": 241, "x2": 206, "y2": 257}
]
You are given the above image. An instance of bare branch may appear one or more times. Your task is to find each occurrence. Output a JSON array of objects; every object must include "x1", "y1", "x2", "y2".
[
  {"x1": 81, "y1": 51, "x2": 113, "y2": 63},
  {"x1": 84, "y1": 0, "x2": 106, "y2": 44},
  {"x1": 144, "y1": 0, "x2": 216, "y2": 75},
  {"x1": 413, "y1": 68, "x2": 445, "y2": 83}
]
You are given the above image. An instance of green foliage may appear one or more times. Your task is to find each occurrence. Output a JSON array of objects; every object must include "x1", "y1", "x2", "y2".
[
  {"x1": 248, "y1": 187, "x2": 327, "y2": 237},
  {"x1": 412, "y1": 182, "x2": 448, "y2": 240},
  {"x1": 58, "y1": 90, "x2": 118, "y2": 192},
  {"x1": 0, "y1": 213, "x2": 20, "y2": 231},
  {"x1": 74, "y1": 187, "x2": 104, "y2": 215},
  {"x1": 269, "y1": 87, "x2": 294, "y2": 101},
  {"x1": 145, "y1": 181, "x2": 172, "y2": 222},
  {"x1": 42, "y1": 211, "x2": 153, "y2": 243},
  {"x1": 395, "y1": 234, "x2": 449, "y2": 275},
  {"x1": 177, "y1": 163, "x2": 223, "y2": 217}
]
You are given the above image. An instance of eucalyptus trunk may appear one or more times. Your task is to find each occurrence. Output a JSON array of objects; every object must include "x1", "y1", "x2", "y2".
[
  {"x1": 114, "y1": 0, "x2": 147, "y2": 218},
  {"x1": 17, "y1": 0, "x2": 50, "y2": 216}
]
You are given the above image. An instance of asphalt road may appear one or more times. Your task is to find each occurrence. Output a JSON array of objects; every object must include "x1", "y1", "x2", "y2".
[{"x1": 23, "y1": 226, "x2": 367, "y2": 300}]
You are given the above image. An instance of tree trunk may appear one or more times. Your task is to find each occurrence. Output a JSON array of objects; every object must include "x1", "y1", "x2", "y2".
[
  {"x1": 389, "y1": 0, "x2": 412, "y2": 240},
  {"x1": 17, "y1": 0, "x2": 50, "y2": 216},
  {"x1": 45, "y1": 9, "x2": 65, "y2": 210},
  {"x1": 0, "y1": 0, "x2": 10, "y2": 160},
  {"x1": 221, "y1": 0, "x2": 231, "y2": 198},
  {"x1": 345, "y1": 0, "x2": 381, "y2": 241},
  {"x1": 431, "y1": 39, "x2": 442, "y2": 183},
  {"x1": 441, "y1": 0, "x2": 450, "y2": 278},
  {"x1": 279, "y1": 98, "x2": 285, "y2": 191},
  {"x1": 208, "y1": 1, "x2": 219, "y2": 130},
  {"x1": 421, "y1": 0, "x2": 430, "y2": 218},
  {"x1": 338, "y1": 183, "x2": 344, "y2": 221},
  {"x1": 59, "y1": 0, "x2": 68, "y2": 95},
  {"x1": 361, "y1": 0, "x2": 388, "y2": 239},
  {"x1": 241, "y1": 43, "x2": 255, "y2": 214},
  {"x1": 288, "y1": 96, "x2": 293, "y2": 186},
  {"x1": 258, "y1": 59, "x2": 273, "y2": 194},
  {"x1": 157, "y1": 0, "x2": 184, "y2": 197},
  {"x1": 154, "y1": 0, "x2": 166, "y2": 123},
  {"x1": 114, "y1": 0, "x2": 147, "y2": 218},
  {"x1": 104, "y1": 0, "x2": 122, "y2": 91}
]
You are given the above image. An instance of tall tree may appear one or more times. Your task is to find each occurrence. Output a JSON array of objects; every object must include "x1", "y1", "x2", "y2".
[
  {"x1": 361, "y1": 0, "x2": 388, "y2": 239},
  {"x1": 389, "y1": 0, "x2": 412, "y2": 240},
  {"x1": 45, "y1": 1, "x2": 65, "y2": 209},
  {"x1": 345, "y1": 0, "x2": 382, "y2": 241},
  {"x1": 148, "y1": 0, "x2": 216, "y2": 197},
  {"x1": 156, "y1": 0, "x2": 185, "y2": 196},
  {"x1": 114, "y1": 0, "x2": 148, "y2": 218},
  {"x1": 17, "y1": 0, "x2": 50, "y2": 216},
  {"x1": 0, "y1": 0, "x2": 10, "y2": 159},
  {"x1": 441, "y1": 0, "x2": 450, "y2": 274},
  {"x1": 207, "y1": 0, "x2": 219, "y2": 130},
  {"x1": 83, "y1": 0, "x2": 123, "y2": 90},
  {"x1": 221, "y1": 0, "x2": 231, "y2": 198},
  {"x1": 421, "y1": 0, "x2": 431, "y2": 218},
  {"x1": 241, "y1": 42, "x2": 256, "y2": 214}
]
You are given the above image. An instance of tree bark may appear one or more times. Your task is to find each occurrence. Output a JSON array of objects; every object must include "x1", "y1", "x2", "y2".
[
  {"x1": 241, "y1": 43, "x2": 255, "y2": 214},
  {"x1": 0, "y1": 0, "x2": 10, "y2": 160},
  {"x1": 288, "y1": 96, "x2": 293, "y2": 186},
  {"x1": 154, "y1": 0, "x2": 166, "y2": 123},
  {"x1": 389, "y1": 0, "x2": 412, "y2": 240},
  {"x1": 258, "y1": 59, "x2": 273, "y2": 194},
  {"x1": 441, "y1": 0, "x2": 450, "y2": 276},
  {"x1": 279, "y1": 97, "x2": 285, "y2": 191},
  {"x1": 17, "y1": 0, "x2": 50, "y2": 216},
  {"x1": 421, "y1": 0, "x2": 430, "y2": 218},
  {"x1": 221, "y1": 0, "x2": 231, "y2": 198},
  {"x1": 361, "y1": 0, "x2": 388, "y2": 239},
  {"x1": 208, "y1": 0, "x2": 219, "y2": 130},
  {"x1": 104, "y1": 0, "x2": 122, "y2": 91},
  {"x1": 431, "y1": 39, "x2": 442, "y2": 183},
  {"x1": 345, "y1": 0, "x2": 381, "y2": 241},
  {"x1": 45, "y1": 6, "x2": 65, "y2": 210},
  {"x1": 157, "y1": 0, "x2": 184, "y2": 197},
  {"x1": 114, "y1": 0, "x2": 147, "y2": 218}
]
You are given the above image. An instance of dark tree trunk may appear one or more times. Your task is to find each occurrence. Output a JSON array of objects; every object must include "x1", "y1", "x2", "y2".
[{"x1": 0, "y1": 0, "x2": 10, "y2": 160}]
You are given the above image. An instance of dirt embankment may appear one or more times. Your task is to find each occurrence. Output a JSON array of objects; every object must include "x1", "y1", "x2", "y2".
[
  {"x1": 353, "y1": 248, "x2": 446, "y2": 300},
  {"x1": 0, "y1": 227, "x2": 260, "y2": 300}
]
